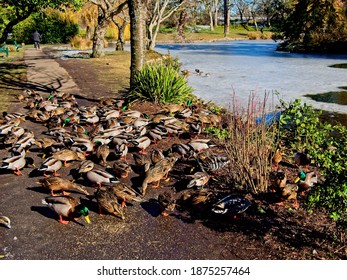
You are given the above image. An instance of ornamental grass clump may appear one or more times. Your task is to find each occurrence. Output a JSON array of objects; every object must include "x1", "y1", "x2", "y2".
[{"x1": 128, "y1": 62, "x2": 194, "y2": 105}]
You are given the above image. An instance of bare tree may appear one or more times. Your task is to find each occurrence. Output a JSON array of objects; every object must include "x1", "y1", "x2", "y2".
[
  {"x1": 232, "y1": 0, "x2": 251, "y2": 29},
  {"x1": 177, "y1": 0, "x2": 187, "y2": 41},
  {"x1": 128, "y1": 0, "x2": 148, "y2": 88},
  {"x1": 213, "y1": 0, "x2": 219, "y2": 27},
  {"x1": 90, "y1": 0, "x2": 127, "y2": 58},
  {"x1": 147, "y1": 0, "x2": 185, "y2": 50},
  {"x1": 112, "y1": 7, "x2": 130, "y2": 50},
  {"x1": 79, "y1": 3, "x2": 98, "y2": 40}
]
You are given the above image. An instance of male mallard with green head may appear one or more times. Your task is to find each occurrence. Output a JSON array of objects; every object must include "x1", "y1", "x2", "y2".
[{"x1": 42, "y1": 196, "x2": 91, "y2": 225}]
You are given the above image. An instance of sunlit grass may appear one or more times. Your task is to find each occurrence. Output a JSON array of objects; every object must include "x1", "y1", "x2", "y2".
[
  {"x1": 0, "y1": 49, "x2": 26, "y2": 112},
  {"x1": 157, "y1": 25, "x2": 272, "y2": 42}
]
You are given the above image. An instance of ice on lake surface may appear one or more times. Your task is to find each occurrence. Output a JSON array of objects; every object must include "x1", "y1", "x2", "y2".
[{"x1": 155, "y1": 40, "x2": 347, "y2": 114}]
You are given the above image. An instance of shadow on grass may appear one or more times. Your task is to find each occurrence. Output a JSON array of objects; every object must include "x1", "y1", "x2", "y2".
[{"x1": 0, "y1": 62, "x2": 65, "y2": 93}]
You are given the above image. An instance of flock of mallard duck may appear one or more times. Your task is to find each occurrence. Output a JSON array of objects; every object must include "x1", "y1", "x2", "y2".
[
  {"x1": 0, "y1": 89, "x2": 320, "y2": 230},
  {"x1": 269, "y1": 149, "x2": 318, "y2": 208},
  {"x1": 0, "y1": 89, "x2": 249, "y2": 228}
]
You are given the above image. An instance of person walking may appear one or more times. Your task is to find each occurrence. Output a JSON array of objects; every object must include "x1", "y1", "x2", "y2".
[{"x1": 33, "y1": 30, "x2": 42, "y2": 49}]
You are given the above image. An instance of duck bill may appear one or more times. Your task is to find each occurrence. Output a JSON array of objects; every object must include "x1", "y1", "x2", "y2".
[
  {"x1": 84, "y1": 215, "x2": 91, "y2": 224},
  {"x1": 294, "y1": 177, "x2": 300, "y2": 183}
]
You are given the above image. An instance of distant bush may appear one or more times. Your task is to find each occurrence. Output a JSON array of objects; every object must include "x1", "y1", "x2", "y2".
[
  {"x1": 13, "y1": 9, "x2": 79, "y2": 44},
  {"x1": 247, "y1": 32, "x2": 260, "y2": 40},
  {"x1": 70, "y1": 36, "x2": 92, "y2": 50}
]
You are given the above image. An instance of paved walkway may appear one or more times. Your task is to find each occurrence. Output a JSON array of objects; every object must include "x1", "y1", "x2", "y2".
[{"x1": 24, "y1": 47, "x2": 81, "y2": 95}]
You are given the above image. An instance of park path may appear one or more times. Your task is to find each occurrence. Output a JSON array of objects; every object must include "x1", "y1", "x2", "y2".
[{"x1": 24, "y1": 47, "x2": 81, "y2": 95}]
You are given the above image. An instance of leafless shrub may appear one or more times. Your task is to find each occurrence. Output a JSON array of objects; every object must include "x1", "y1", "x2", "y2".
[{"x1": 224, "y1": 91, "x2": 280, "y2": 193}]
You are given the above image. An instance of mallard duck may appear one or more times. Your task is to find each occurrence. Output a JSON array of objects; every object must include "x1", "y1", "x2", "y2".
[
  {"x1": 114, "y1": 142, "x2": 128, "y2": 160},
  {"x1": 177, "y1": 189, "x2": 215, "y2": 214},
  {"x1": 113, "y1": 160, "x2": 132, "y2": 178},
  {"x1": 0, "y1": 123, "x2": 15, "y2": 135},
  {"x1": 122, "y1": 110, "x2": 142, "y2": 118},
  {"x1": 132, "y1": 153, "x2": 151, "y2": 174},
  {"x1": 95, "y1": 187, "x2": 125, "y2": 219},
  {"x1": 294, "y1": 171, "x2": 318, "y2": 195},
  {"x1": 271, "y1": 148, "x2": 283, "y2": 171},
  {"x1": 131, "y1": 136, "x2": 151, "y2": 154},
  {"x1": 3, "y1": 112, "x2": 26, "y2": 122},
  {"x1": 148, "y1": 126, "x2": 168, "y2": 144},
  {"x1": 38, "y1": 157, "x2": 63, "y2": 177},
  {"x1": 3, "y1": 133, "x2": 18, "y2": 146},
  {"x1": 78, "y1": 160, "x2": 118, "y2": 188},
  {"x1": 270, "y1": 171, "x2": 299, "y2": 208},
  {"x1": 186, "y1": 171, "x2": 210, "y2": 189},
  {"x1": 70, "y1": 137, "x2": 94, "y2": 156},
  {"x1": 133, "y1": 117, "x2": 151, "y2": 128},
  {"x1": 95, "y1": 143, "x2": 110, "y2": 167},
  {"x1": 151, "y1": 113, "x2": 169, "y2": 124},
  {"x1": 180, "y1": 69, "x2": 191, "y2": 77},
  {"x1": 101, "y1": 109, "x2": 121, "y2": 121},
  {"x1": 51, "y1": 149, "x2": 86, "y2": 166},
  {"x1": 294, "y1": 150, "x2": 311, "y2": 171},
  {"x1": 0, "y1": 215, "x2": 11, "y2": 229},
  {"x1": 42, "y1": 195, "x2": 91, "y2": 225},
  {"x1": 80, "y1": 113, "x2": 99, "y2": 125},
  {"x1": 101, "y1": 127, "x2": 128, "y2": 137},
  {"x1": 35, "y1": 137, "x2": 57, "y2": 150},
  {"x1": 111, "y1": 182, "x2": 142, "y2": 207},
  {"x1": 196, "y1": 151, "x2": 230, "y2": 174},
  {"x1": 158, "y1": 191, "x2": 176, "y2": 216},
  {"x1": 141, "y1": 156, "x2": 177, "y2": 195},
  {"x1": 176, "y1": 107, "x2": 193, "y2": 119},
  {"x1": 171, "y1": 143, "x2": 195, "y2": 160},
  {"x1": 38, "y1": 176, "x2": 90, "y2": 196},
  {"x1": 189, "y1": 123, "x2": 202, "y2": 138},
  {"x1": 11, "y1": 126, "x2": 25, "y2": 138},
  {"x1": 157, "y1": 123, "x2": 183, "y2": 137},
  {"x1": 188, "y1": 138, "x2": 216, "y2": 152},
  {"x1": 211, "y1": 194, "x2": 251, "y2": 215},
  {"x1": 0, "y1": 151, "x2": 33, "y2": 175},
  {"x1": 12, "y1": 135, "x2": 36, "y2": 151},
  {"x1": 150, "y1": 149, "x2": 165, "y2": 165},
  {"x1": 162, "y1": 103, "x2": 184, "y2": 115}
]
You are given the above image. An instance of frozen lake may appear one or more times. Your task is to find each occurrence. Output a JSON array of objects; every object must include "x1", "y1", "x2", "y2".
[{"x1": 155, "y1": 40, "x2": 347, "y2": 114}]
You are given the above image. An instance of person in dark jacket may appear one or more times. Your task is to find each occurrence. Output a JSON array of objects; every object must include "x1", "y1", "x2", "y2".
[{"x1": 33, "y1": 30, "x2": 42, "y2": 49}]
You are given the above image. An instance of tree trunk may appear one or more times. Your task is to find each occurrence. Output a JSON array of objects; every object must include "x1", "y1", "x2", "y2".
[
  {"x1": 128, "y1": 0, "x2": 147, "y2": 88},
  {"x1": 91, "y1": 9, "x2": 109, "y2": 58},
  {"x1": 209, "y1": 11, "x2": 214, "y2": 31},
  {"x1": 148, "y1": 14, "x2": 162, "y2": 50},
  {"x1": 147, "y1": 20, "x2": 156, "y2": 50},
  {"x1": 177, "y1": 8, "x2": 186, "y2": 41},
  {"x1": 214, "y1": 0, "x2": 219, "y2": 27},
  {"x1": 223, "y1": 0, "x2": 230, "y2": 36},
  {"x1": 209, "y1": 0, "x2": 214, "y2": 31},
  {"x1": 116, "y1": 22, "x2": 127, "y2": 51}
]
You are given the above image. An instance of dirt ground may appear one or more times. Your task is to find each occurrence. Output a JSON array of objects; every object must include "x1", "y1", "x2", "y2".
[{"x1": 0, "y1": 47, "x2": 347, "y2": 260}]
